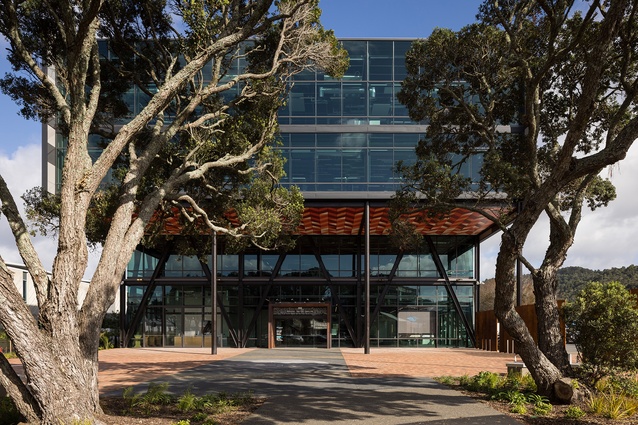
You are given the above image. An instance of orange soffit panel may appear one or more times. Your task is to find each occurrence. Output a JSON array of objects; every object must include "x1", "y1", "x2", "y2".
[{"x1": 148, "y1": 206, "x2": 507, "y2": 237}]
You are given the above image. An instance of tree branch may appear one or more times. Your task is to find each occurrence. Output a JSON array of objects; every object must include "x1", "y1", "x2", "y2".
[{"x1": 0, "y1": 175, "x2": 49, "y2": 306}]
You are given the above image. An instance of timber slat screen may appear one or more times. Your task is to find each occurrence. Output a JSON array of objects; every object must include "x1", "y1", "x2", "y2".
[{"x1": 476, "y1": 302, "x2": 565, "y2": 354}]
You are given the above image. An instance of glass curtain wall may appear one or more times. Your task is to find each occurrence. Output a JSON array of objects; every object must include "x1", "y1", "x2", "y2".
[{"x1": 123, "y1": 235, "x2": 477, "y2": 348}]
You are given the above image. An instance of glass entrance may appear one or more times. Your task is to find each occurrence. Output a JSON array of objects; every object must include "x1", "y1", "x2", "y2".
[
  {"x1": 275, "y1": 317, "x2": 329, "y2": 348},
  {"x1": 270, "y1": 303, "x2": 331, "y2": 348},
  {"x1": 184, "y1": 310, "x2": 204, "y2": 347}
]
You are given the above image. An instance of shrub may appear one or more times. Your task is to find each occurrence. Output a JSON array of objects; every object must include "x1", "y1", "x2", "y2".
[
  {"x1": 492, "y1": 390, "x2": 527, "y2": 405},
  {"x1": 564, "y1": 406, "x2": 586, "y2": 419},
  {"x1": 466, "y1": 371, "x2": 501, "y2": 393},
  {"x1": 178, "y1": 389, "x2": 198, "y2": 412},
  {"x1": 191, "y1": 412, "x2": 207, "y2": 422},
  {"x1": 532, "y1": 401, "x2": 552, "y2": 416},
  {"x1": 509, "y1": 403, "x2": 527, "y2": 414},
  {"x1": 99, "y1": 332, "x2": 113, "y2": 350},
  {"x1": 564, "y1": 281, "x2": 638, "y2": 384},
  {"x1": 588, "y1": 391, "x2": 638, "y2": 419}
]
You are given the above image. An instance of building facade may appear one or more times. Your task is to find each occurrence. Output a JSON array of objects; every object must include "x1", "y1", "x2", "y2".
[{"x1": 44, "y1": 39, "x2": 502, "y2": 350}]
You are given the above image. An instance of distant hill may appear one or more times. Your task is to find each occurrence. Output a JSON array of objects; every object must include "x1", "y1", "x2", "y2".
[
  {"x1": 478, "y1": 265, "x2": 638, "y2": 311},
  {"x1": 557, "y1": 265, "x2": 638, "y2": 300}
]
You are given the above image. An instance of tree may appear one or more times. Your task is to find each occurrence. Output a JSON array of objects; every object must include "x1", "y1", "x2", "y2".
[
  {"x1": 0, "y1": 0, "x2": 347, "y2": 423},
  {"x1": 395, "y1": 0, "x2": 638, "y2": 400},
  {"x1": 563, "y1": 281, "x2": 638, "y2": 385}
]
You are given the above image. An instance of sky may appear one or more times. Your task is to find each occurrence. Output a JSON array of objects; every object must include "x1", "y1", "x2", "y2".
[{"x1": 1, "y1": 0, "x2": 638, "y2": 280}]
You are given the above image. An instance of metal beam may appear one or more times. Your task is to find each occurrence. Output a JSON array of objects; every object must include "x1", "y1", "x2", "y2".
[
  {"x1": 424, "y1": 235, "x2": 476, "y2": 347},
  {"x1": 370, "y1": 251, "x2": 404, "y2": 328},
  {"x1": 123, "y1": 244, "x2": 172, "y2": 347}
]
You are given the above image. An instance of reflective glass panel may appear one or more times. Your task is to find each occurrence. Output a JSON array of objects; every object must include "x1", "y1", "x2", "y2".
[
  {"x1": 342, "y1": 83, "x2": 367, "y2": 116},
  {"x1": 317, "y1": 82, "x2": 342, "y2": 116},
  {"x1": 368, "y1": 41, "x2": 393, "y2": 80},
  {"x1": 393, "y1": 41, "x2": 411, "y2": 81},
  {"x1": 369, "y1": 149, "x2": 394, "y2": 182},
  {"x1": 289, "y1": 83, "x2": 315, "y2": 116},
  {"x1": 369, "y1": 83, "x2": 393, "y2": 116},
  {"x1": 316, "y1": 150, "x2": 341, "y2": 182},
  {"x1": 244, "y1": 254, "x2": 258, "y2": 277},
  {"x1": 341, "y1": 41, "x2": 366, "y2": 81}
]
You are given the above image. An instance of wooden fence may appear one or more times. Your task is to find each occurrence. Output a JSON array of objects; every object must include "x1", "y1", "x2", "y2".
[{"x1": 475, "y1": 301, "x2": 565, "y2": 353}]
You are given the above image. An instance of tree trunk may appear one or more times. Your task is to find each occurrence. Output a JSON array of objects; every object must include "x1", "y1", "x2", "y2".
[
  {"x1": 21, "y1": 347, "x2": 102, "y2": 425},
  {"x1": 533, "y1": 269, "x2": 571, "y2": 374},
  {"x1": 495, "y1": 229, "x2": 565, "y2": 398}
]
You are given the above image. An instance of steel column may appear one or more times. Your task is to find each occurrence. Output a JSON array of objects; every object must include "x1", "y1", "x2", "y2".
[
  {"x1": 200, "y1": 259, "x2": 240, "y2": 347},
  {"x1": 211, "y1": 231, "x2": 217, "y2": 355},
  {"x1": 364, "y1": 201, "x2": 371, "y2": 354}
]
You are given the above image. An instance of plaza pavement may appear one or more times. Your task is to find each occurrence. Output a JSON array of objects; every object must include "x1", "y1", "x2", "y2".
[
  {"x1": 95, "y1": 347, "x2": 524, "y2": 424},
  {"x1": 7, "y1": 347, "x2": 525, "y2": 423}
]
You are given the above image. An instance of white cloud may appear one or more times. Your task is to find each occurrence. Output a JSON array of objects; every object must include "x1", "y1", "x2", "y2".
[
  {"x1": 480, "y1": 143, "x2": 638, "y2": 280},
  {"x1": 0, "y1": 144, "x2": 101, "y2": 279},
  {"x1": 0, "y1": 144, "x2": 55, "y2": 267}
]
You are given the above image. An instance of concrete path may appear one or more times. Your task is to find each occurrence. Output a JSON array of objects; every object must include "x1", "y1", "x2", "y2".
[{"x1": 101, "y1": 348, "x2": 523, "y2": 424}]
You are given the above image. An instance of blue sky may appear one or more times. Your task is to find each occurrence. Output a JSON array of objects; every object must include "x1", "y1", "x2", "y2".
[{"x1": 1, "y1": 0, "x2": 638, "y2": 278}]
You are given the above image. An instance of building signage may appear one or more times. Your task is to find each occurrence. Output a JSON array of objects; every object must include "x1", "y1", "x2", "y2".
[{"x1": 273, "y1": 306, "x2": 327, "y2": 316}]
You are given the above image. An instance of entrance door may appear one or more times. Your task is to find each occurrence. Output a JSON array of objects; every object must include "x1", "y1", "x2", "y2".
[
  {"x1": 269, "y1": 303, "x2": 331, "y2": 349},
  {"x1": 184, "y1": 310, "x2": 203, "y2": 347},
  {"x1": 274, "y1": 317, "x2": 329, "y2": 348}
]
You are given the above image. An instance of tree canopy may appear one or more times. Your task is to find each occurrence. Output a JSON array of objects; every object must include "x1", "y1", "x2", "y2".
[
  {"x1": 395, "y1": 0, "x2": 638, "y2": 399},
  {"x1": 0, "y1": 1, "x2": 347, "y2": 423}
]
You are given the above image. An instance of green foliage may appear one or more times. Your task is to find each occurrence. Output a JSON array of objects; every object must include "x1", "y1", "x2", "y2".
[
  {"x1": 99, "y1": 332, "x2": 114, "y2": 350},
  {"x1": 123, "y1": 383, "x2": 173, "y2": 414},
  {"x1": 532, "y1": 401, "x2": 553, "y2": 416},
  {"x1": 564, "y1": 406, "x2": 586, "y2": 419},
  {"x1": 465, "y1": 371, "x2": 501, "y2": 393},
  {"x1": 558, "y1": 266, "x2": 638, "y2": 301},
  {"x1": 493, "y1": 390, "x2": 527, "y2": 405},
  {"x1": 503, "y1": 373, "x2": 537, "y2": 393},
  {"x1": 0, "y1": 397, "x2": 23, "y2": 425},
  {"x1": 588, "y1": 391, "x2": 638, "y2": 420},
  {"x1": 140, "y1": 383, "x2": 172, "y2": 406},
  {"x1": 177, "y1": 389, "x2": 198, "y2": 412},
  {"x1": 172, "y1": 420, "x2": 190, "y2": 425},
  {"x1": 451, "y1": 371, "x2": 560, "y2": 419},
  {"x1": 190, "y1": 412, "x2": 207, "y2": 422},
  {"x1": 509, "y1": 403, "x2": 527, "y2": 415},
  {"x1": 434, "y1": 376, "x2": 458, "y2": 386},
  {"x1": 564, "y1": 281, "x2": 638, "y2": 383},
  {"x1": 118, "y1": 385, "x2": 258, "y2": 423}
]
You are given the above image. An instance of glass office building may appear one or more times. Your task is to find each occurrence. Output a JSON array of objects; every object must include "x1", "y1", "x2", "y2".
[{"x1": 44, "y1": 39, "x2": 502, "y2": 349}]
